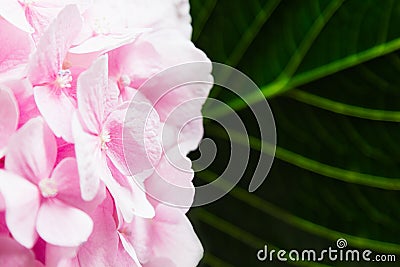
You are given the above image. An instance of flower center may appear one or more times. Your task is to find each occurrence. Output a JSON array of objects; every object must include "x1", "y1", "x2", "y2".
[
  {"x1": 39, "y1": 179, "x2": 58, "y2": 198},
  {"x1": 119, "y1": 74, "x2": 131, "y2": 87},
  {"x1": 56, "y1": 69, "x2": 72, "y2": 89},
  {"x1": 93, "y1": 16, "x2": 111, "y2": 35},
  {"x1": 100, "y1": 130, "x2": 111, "y2": 150}
]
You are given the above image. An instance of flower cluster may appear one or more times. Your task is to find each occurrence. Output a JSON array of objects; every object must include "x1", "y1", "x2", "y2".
[{"x1": 0, "y1": 1, "x2": 212, "y2": 266}]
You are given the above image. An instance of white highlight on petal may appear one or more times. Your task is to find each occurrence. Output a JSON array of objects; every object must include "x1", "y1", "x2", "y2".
[
  {"x1": 39, "y1": 178, "x2": 58, "y2": 198},
  {"x1": 56, "y1": 69, "x2": 72, "y2": 89}
]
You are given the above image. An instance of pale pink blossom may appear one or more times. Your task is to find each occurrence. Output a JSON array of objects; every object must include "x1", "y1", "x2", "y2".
[
  {"x1": 72, "y1": 55, "x2": 161, "y2": 222},
  {"x1": 27, "y1": 5, "x2": 83, "y2": 142},
  {"x1": 0, "y1": 1, "x2": 211, "y2": 265},
  {"x1": 66, "y1": 193, "x2": 203, "y2": 267},
  {"x1": 0, "y1": 117, "x2": 94, "y2": 248},
  {"x1": 58, "y1": 194, "x2": 138, "y2": 266},
  {"x1": 120, "y1": 203, "x2": 203, "y2": 267},
  {"x1": 108, "y1": 29, "x2": 212, "y2": 155}
]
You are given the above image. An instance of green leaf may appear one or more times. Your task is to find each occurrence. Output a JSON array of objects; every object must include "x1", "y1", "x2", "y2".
[{"x1": 189, "y1": 0, "x2": 400, "y2": 266}]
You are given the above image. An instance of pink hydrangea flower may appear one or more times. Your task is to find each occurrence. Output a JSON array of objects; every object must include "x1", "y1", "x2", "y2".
[
  {"x1": 121, "y1": 202, "x2": 204, "y2": 266},
  {"x1": 0, "y1": 0, "x2": 211, "y2": 265},
  {"x1": 0, "y1": 118, "x2": 94, "y2": 248},
  {"x1": 72, "y1": 55, "x2": 161, "y2": 222},
  {"x1": 27, "y1": 5, "x2": 83, "y2": 142}
]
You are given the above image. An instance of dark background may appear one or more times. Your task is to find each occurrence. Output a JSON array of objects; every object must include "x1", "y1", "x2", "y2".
[{"x1": 187, "y1": 0, "x2": 400, "y2": 266}]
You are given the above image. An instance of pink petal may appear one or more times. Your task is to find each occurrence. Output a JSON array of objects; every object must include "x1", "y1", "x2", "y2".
[
  {"x1": 64, "y1": 51, "x2": 98, "y2": 69},
  {"x1": 126, "y1": 203, "x2": 203, "y2": 266},
  {"x1": 0, "y1": 18, "x2": 33, "y2": 77},
  {"x1": 124, "y1": 0, "x2": 191, "y2": 38},
  {"x1": 135, "y1": 29, "x2": 212, "y2": 154},
  {"x1": 0, "y1": 87, "x2": 19, "y2": 158},
  {"x1": 75, "y1": 195, "x2": 119, "y2": 266},
  {"x1": 118, "y1": 232, "x2": 142, "y2": 267},
  {"x1": 0, "y1": 212, "x2": 7, "y2": 233},
  {"x1": 0, "y1": 236, "x2": 42, "y2": 267},
  {"x1": 103, "y1": 105, "x2": 131, "y2": 175},
  {"x1": 170, "y1": 0, "x2": 192, "y2": 38},
  {"x1": 144, "y1": 258, "x2": 175, "y2": 267},
  {"x1": 72, "y1": 113, "x2": 102, "y2": 201},
  {"x1": 125, "y1": 215, "x2": 151, "y2": 263},
  {"x1": 5, "y1": 117, "x2": 57, "y2": 184},
  {"x1": 107, "y1": 37, "x2": 161, "y2": 90},
  {"x1": 28, "y1": 5, "x2": 83, "y2": 85},
  {"x1": 27, "y1": 0, "x2": 90, "y2": 43},
  {"x1": 52, "y1": 157, "x2": 104, "y2": 213},
  {"x1": 107, "y1": 160, "x2": 154, "y2": 219},
  {"x1": 127, "y1": 177, "x2": 155, "y2": 219},
  {"x1": 0, "y1": 170, "x2": 39, "y2": 248},
  {"x1": 33, "y1": 85, "x2": 75, "y2": 143},
  {"x1": 145, "y1": 155, "x2": 194, "y2": 211},
  {"x1": 106, "y1": 79, "x2": 121, "y2": 112},
  {"x1": 25, "y1": 5, "x2": 54, "y2": 43},
  {"x1": 147, "y1": 204, "x2": 203, "y2": 267},
  {"x1": 0, "y1": 0, "x2": 34, "y2": 33},
  {"x1": 114, "y1": 251, "x2": 140, "y2": 267},
  {"x1": 45, "y1": 244, "x2": 79, "y2": 267},
  {"x1": 101, "y1": 162, "x2": 136, "y2": 223},
  {"x1": 68, "y1": 53, "x2": 120, "y2": 111},
  {"x1": 107, "y1": 102, "x2": 162, "y2": 176},
  {"x1": 76, "y1": 55, "x2": 108, "y2": 134},
  {"x1": 32, "y1": 238, "x2": 46, "y2": 265},
  {"x1": 55, "y1": 138, "x2": 76, "y2": 165},
  {"x1": 70, "y1": 31, "x2": 143, "y2": 54},
  {"x1": 36, "y1": 199, "x2": 93, "y2": 247},
  {"x1": 3, "y1": 79, "x2": 39, "y2": 127}
]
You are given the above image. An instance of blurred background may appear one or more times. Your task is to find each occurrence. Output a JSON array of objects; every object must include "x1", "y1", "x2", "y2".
[{"x1": 187, "y1": 0, "x2": 400, "y2": 266}]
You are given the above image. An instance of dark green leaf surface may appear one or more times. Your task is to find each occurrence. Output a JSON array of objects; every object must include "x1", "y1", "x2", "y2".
[{"x1": 189, "y1": 1, "x2": 400, "y2": 266}]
